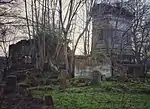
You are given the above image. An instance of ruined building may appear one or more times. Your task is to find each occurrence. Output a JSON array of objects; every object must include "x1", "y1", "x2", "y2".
[
  {"x1": 9, "y1": 39, "x2": 35, "y2": 65},
  {"x1": 91, "y1": 2, "x2": 134, "y2": 76},
  {"x1": 8, "y1": 38, "x2": 71, "y2": 71}
]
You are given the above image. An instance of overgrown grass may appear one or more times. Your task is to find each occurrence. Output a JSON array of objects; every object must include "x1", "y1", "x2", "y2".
[{"x1": 30, "y1": 81, "x2": 150, "y2": 109}]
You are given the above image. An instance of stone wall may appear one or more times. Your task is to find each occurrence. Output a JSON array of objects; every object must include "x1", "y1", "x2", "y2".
[
  {"x1": 75, "y1": 56, "x2": 111, "y2": 79},
  {"x1": 9, "y1": 39, "x2": 35, "y2": 64}
]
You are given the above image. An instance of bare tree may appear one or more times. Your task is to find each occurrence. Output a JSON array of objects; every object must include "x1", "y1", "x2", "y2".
[
  {"x1": 126, "y1": 0, "x2": 150, "y2": 78},
  {"x1": 106, "y1": 0, "x2": 150, "y2": 76},
  {"x1": 58, "y1": 0, "x2": 94, "y2": 77},
  {"x1": 23, "y1": 0, "x2": 93, "y2": 78},
  {"x1": 129, "y1": 0, "x2": 150, "y2": 63}
]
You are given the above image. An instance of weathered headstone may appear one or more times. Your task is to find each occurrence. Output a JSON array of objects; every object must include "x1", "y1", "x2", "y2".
[
  {"x1": 92, "y1": 70, "x2": 101, "y2": 84},
  {"x1": 0, "y1": 83, "x2": 5, "y2": 95},
  {"x1": 44, "y1": 95, "x2": 54, "y2": 109},
  {"x1": 18, "y1": 82, "x2": 30, "y2": 96},
  {"x1": 60, "y1": 78, "x2": 67, "y2": 89},
  {"x1": 4, "y1": 75, "x2": 17, "y2": 93},
  {"x1": 101, "y1": 75, "x2": 106, "y2": 81},
  {"x1": 25, "y1": 71, "x2": 38, "y2": 86},
  {"x1": 59, "y1": 70, "x2": 68, "y2": 89},
  {"x1": 0, "y1": 71, "x2": 3, "y2": 83}
]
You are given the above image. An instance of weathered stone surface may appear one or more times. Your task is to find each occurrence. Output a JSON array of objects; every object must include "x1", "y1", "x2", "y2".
[
  {"x1": 101, "y1": 75, "x2": 106, "y2": 81},
  {"x1": 77, "y1": 83, "x2": 87, "y2": 87},
  {"x1": 18, "y1": 82, "x2": 30, "y2": 96},
  {"x1": 4, "y1": 75, "x2": 17, "y2": 94},
  {"x1": 44, "y1": 95, "x2": 54, "y2": 109},
  {"x1": 92, "y1": 70, "x2": 101, "y2": 84},
  {"x1": 0, "y1": 71, "x2": 3, "y2": 83},
  {"x1": 60, "y1": 78, "x2": 67, "y2": 89},
  {"x1": 69, "y1": 77, "x2": 91, "y2": 86}
]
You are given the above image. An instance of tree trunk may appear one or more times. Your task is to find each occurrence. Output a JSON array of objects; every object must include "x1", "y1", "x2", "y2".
[{"x1": 64, "y1": 33, "x2": 69, "y2": 76}]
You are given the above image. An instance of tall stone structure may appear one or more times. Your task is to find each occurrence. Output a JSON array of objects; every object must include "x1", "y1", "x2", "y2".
[
  {"x1": 91, "y1": 2, "x2": 134, "y2": 58},
  {"x1": 91, "y1": 2, "x2": 134, "y2": 76}
]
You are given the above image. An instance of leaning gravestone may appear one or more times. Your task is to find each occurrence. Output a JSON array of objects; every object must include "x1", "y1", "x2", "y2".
[{"x1": 4, "y1": 75, "x2": 17, "y2": 93}]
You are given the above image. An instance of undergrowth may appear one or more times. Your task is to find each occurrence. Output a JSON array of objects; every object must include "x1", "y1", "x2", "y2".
[{"x1": 30, "y1": 81, "x2": 150, "y2": 109}]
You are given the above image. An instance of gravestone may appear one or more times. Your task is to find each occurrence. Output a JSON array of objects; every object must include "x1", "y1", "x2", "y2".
[
  {"x1": 0, "y1": 71, "x2": 3, "y2": 83},
  {"x1": 4, "y1": 75, "x2": 17, "y2": 93},
  {"x1": 18, "y1": 82, "x2": 30, "y2": 96},
  {"x1": 92, "y1": 70, "x2": 102, "y2": 84},
  {"x1": 43, "y1": 95, "x2": 54, "y2": 109},
  {"x1": 59, "y1": 70, "x2": 68, "y2": 89},
  {"x1": 101, "y1": 75, "x2": 106, "y2": 81}
]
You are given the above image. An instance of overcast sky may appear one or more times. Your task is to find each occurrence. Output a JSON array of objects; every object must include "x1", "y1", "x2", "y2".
[{"x1": 0, "y1": 0, "x2": 150, "y2": 56}]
